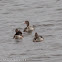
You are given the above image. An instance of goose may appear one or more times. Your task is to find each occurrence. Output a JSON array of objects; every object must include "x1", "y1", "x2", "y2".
[
  {"x1": 13, "y1": 29, "x2": 23, "y2": 39},
  {"x1": 33, "y1": 32, "x2": 44, "y2": 42},
  {"x1": 24, "y1": 21, "x2": 34, "y2": 32}
]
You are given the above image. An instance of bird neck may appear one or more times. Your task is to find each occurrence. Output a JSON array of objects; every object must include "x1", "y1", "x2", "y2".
[{"x1": 27, "y1": 23, "x2": 29, "y2": 27}]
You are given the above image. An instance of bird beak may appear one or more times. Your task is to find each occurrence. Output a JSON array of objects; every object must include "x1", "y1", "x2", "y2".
[{"x1": 24, "y1": 22, "x2": 26, "y2": 24}]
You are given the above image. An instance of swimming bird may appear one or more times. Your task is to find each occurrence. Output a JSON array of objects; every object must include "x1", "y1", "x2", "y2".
[
  {"x1": 24, "y1": 21, "x2": 34, "y2": 32},
  {"x1": 33, "y1": 32, "x2": 44, "y2": 42},
  {"x1": 13, "y1": 29, "x2": 23, "y2": 39}
]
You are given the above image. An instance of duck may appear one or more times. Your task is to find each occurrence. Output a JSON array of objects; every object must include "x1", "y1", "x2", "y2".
[
  {"x1": 33, "y1": 32, "x2": 44, "y2": 42},
  {"x1": 24, "y1": 21, "x2": 34, "y2": 32},
  {"x1": 13, "y1": 29, "x2": 23, "y2": 39}
]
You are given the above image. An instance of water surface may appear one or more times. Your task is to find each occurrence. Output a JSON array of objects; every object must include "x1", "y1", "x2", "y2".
[{"x1": 0, "y1": 0, "x2": 62, "y2": 62}]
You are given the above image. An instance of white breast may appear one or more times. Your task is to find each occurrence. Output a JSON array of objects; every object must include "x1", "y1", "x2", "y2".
[
  {"x1": 14, "y1": 35, "x2": 23, "y2": 39},
  {"x1": 28, "y1": 26, "x2": 34, "y2": 30},
  {"x1": 33, "y1": 37, "x2": 44, "y2": 42}
]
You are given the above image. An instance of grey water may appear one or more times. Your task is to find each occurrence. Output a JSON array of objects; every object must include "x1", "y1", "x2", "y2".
[{"x1": 0, "y1": 0, "x2": 62, "y2": 62}]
